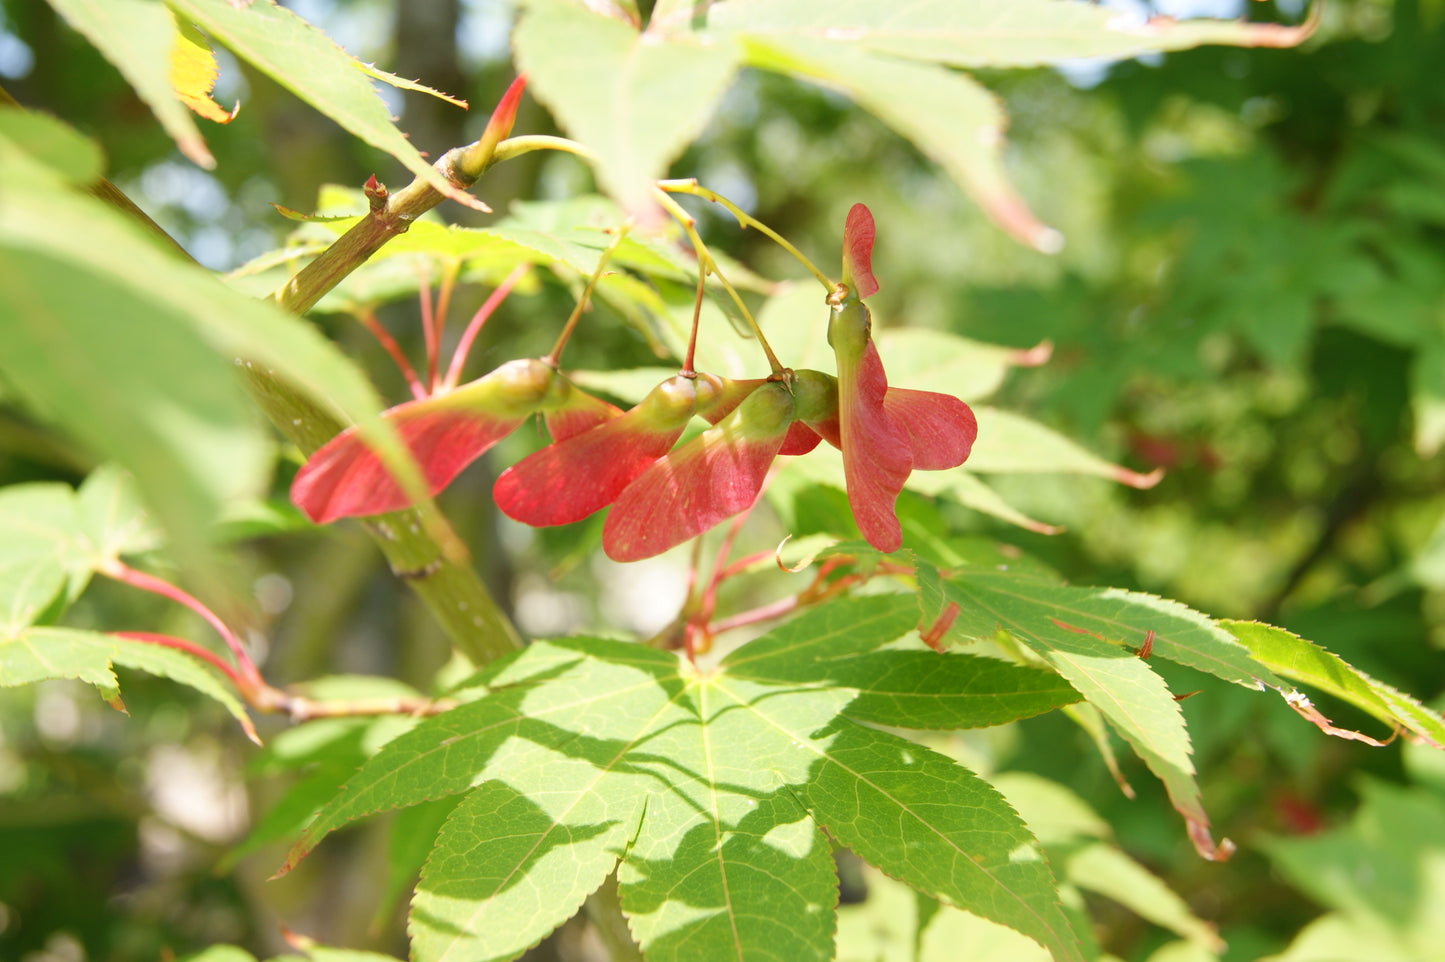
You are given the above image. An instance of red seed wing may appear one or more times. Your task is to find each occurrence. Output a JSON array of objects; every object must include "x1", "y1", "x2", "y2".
[
  {"x1": 291, "y1": 398, "x2": 523, "y2": 523},
  {"x1": 838, "y1": 340, "x2": 912, "y2": 552},
  {"x1": 494, "y1": 411, "x2": 685, "y2": 527},
  {"x1": 882, "y1": 388, "x2": 978, "y2": 471},
  {"x1": 778, "y1": 421, "x2": 823, "y2": 456},
  {"x1": 843, "y1": 203, "x2": 879, "y2": 299},
  {"x1": 604, "y1": 392, "x2": 792, "y2": 562},
  {"x1": 543, "y1": 388, "x2": 622, "y2": 442}
]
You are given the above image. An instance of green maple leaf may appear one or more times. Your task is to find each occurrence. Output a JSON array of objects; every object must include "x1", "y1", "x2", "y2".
[{"x1": 282, "y1": 596, "x2": 1083, "y2": 962}]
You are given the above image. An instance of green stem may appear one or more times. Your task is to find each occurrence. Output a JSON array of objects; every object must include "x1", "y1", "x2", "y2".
[
  {"x1": 491, "y1": 134, "x2": 599, "y2": 167},
  {"x1": 11, "y1": 92, "x2": 527, "y2": 661},
  {"x1": 243, "y1": 369, "x2": 522, "y2": 663},
  {"x1": 654, "y1": 188, "x2": 784, "y2": 375},
  {"x1": 659, "y1": 178, "x2": 837, "y2": 292},
  {"x1": 682, "y1": 257, "x2": 706, "y2": 375},
  {"x1": 545, "y1": 224, "x2": 631, "y2": 366}
]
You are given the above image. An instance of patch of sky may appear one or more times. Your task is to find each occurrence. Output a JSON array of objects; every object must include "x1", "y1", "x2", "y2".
[
  {"x1": 210, "y1": 44, "x2": 248, "y2": 107},
  {"x1": 0, "y1": 6, "x2": 32, "y2": 79},
  {"x1": 1057, "y1": 0, "x2": 1249, "y2": 89},
  {"x1": 286, "y1": 0, "x2": 400, "y2": 113},
  {"x1": 459, "y1": 0, "x2": 519, "y2": 72}
]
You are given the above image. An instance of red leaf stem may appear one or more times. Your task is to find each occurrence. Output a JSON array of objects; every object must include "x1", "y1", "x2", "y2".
[
  {"x1": 356, "y1": 306, "x2": 426, "y2": 401},
  {"x1": 99, "y1": 560, "x2": 261, "y2": 687},
  {"x1": 444, "y1": 263, "x2": 529, "y2": 390}
]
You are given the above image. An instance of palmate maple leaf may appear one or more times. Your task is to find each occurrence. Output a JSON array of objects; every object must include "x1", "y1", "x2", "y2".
[{"x1": 279, "y1": 596, "x2": 1084, "y2": 962}]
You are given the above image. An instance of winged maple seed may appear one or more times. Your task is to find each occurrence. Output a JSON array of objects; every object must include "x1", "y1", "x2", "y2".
[
  {"x1": 814, "y1": 203, "x2": 978, "y2": 552},
  {"x1": 289, "y1": 359, "x2": 617, "y2": 524},
  {"x1": 291, "y1": 203, "x2": 979, "y2": 559}
]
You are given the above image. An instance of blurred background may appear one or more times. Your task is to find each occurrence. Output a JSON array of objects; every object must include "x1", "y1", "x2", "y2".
[{"x1": 2, "y1": 1, "x2": 1445, "y2": 960}]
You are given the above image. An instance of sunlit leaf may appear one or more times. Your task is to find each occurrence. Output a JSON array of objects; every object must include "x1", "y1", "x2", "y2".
[
  {"x1": 0, "y1": 483, "x2": 87, "y2": 638},
  {"x1": 724, "y1": 596, "x2": 1081, "y2": 728},
  {"x1": 1223, "y1": 620, "x2": 1445, "y2": 748},
  {"x1": 285, "y1": 627, "x2": 1082, "y2": 962},
  {"x1": 75, "y1": 465, "x2": 163, "y2": 563},
  {"x1": 940, "y1": 563, "x2": 1242, "y2": 859},
  {"x1": 0, "y1": 626, "x2": 255, "y2": 741}
]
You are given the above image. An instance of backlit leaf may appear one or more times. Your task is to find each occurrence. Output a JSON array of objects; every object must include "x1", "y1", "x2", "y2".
[
  {"x1": 1, "y1": 170, "x2": 395, "y2": 563},
  {"x1": 967, "y1": 407, "x2": 1163, "y2": 488},
  {"x1": 44, "y1": 0, "x2": 217, "y2": 167},
  {"x1": 708, "y1": 0, "x2": 1313, "y2": 68},
  {"x1": 514, "y1": 0, "x2": 740, "y2": 218},
  {"x1": 1223, "y1": 620, "x2": 1445, "y2": 748},
  {"x1": 164, "y1": 0, "x2": 469, "y2": 205},
  {"x1": 169, "y1": 13, "x2": 234, "y2": 124}
]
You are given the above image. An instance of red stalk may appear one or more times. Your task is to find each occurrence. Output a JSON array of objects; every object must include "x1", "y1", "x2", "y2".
[
  {"x1": 99, "y1": 560, "x2": 262, "y2": 687},
  {"x1": 356, "y1": 307, "x2": 427, "y2": 401},
  {"x1": 444, "y1": 264, "x2": 529, "y2": 390}
]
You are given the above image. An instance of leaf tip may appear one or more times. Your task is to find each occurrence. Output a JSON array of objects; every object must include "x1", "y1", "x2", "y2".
[
  {"x1": 1010, "y1": 340, "x2": 1054, "y2": 367},
  {"x1": 179, "y1": 138, "x2": 217, "y2": 170},
  {"x1": 1116, "y1": 465, "x2": 1166, "y2": 489},
  {"x1": 977, "y1": 184, "x2": 1064, "y2": 254},
  {"x1": 1187, "y1": 818, "x2": 1236, "y2": 862}
]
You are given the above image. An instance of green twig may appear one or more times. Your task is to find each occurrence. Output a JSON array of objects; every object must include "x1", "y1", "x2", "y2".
[
  {"x1": 659, "y1": 178, "x2": 837, "y2": 292},
  {"x1": 545, "y1": 224, "x2": 632, "y2": 367},
  {"x1": 1, "y1": 82, "x2": 524, "y2": 664},
  {"x1": 654, "y1": 188, "x2": 784, "y2": 375}
]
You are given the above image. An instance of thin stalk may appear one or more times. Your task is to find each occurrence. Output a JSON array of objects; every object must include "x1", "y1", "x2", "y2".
[
  {"x1": 269, "y1": 692, "x2": 456, "y2": 720},
  {"x1": 491, "y1": 134, "x2": 599, "y2": 167},
  {"x1": 356, "y1": 307, "x2": 427, "y2": 401},
  {"x1": 717, "y1": 549, "x2": 775, "y2": 582},
  {"x1": 417, "y1": 265, "x2": 439, "y2": 392},
  {"x1": 113, "y1": 631, "x2": 243, "y2": 688},
  {"x1": 708, "y1": 594, "x2": 804, "y2": 636},
  {"x1": 434, "y1": 260, "x2": 461, "y2": 347},
  {"x1": 659, "y1": 179, "x2": 836, "y2": 292},
  {"x1": 544, "y1": 225, "x2": 631, "y2": 367},
  {"x1": 677, "y1": 537, "x2": 708, "y2": 658},
  {"x1": 682, "y1": 258, "x2": 707, "y2": 375},
  {"x1": 708, "y1": 555, "x2": 917, "y2": 637},
  {"x1": 444, "y1": 264, "x2": 529, "y2": 390},
  {"x1": 114, "y1": 632, "x2": 458, "y2": 722},
  {"x1": 10, "y1": 81, "x2": 524, "y2": 665},
  {"x1": 653, "y1": 188, "x2": 784, "y2": 375}
]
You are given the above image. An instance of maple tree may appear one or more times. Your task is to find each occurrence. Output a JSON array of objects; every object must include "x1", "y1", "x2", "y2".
[{"x1": 3, "y1": 2, "x2": 1444, "y2": 962}]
